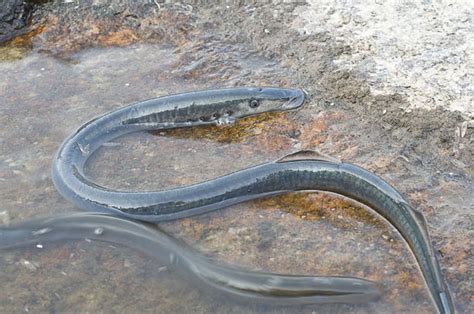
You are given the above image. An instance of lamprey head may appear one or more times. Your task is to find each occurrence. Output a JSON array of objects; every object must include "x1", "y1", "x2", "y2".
[
  {"x1": 233, "y1": 87, "x2": 306, "y2": 118},
  {"x1": 173, "y1": 87, "x2": 306, "y2": 126},
  {"x1": 195, "y1": 87, "x2": 305, "y2": 124},
  {"x1": 194, "y1": 87, "x2": 305, "y2": 125},
  {"x1": 120, "y1": 87, "x2": 305, "y2": 127}
]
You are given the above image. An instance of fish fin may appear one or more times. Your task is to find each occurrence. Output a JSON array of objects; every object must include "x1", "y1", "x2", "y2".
[
  {"x1": 407, "y1": 204, "x2": 440, "y2": 259},
  {"x1": 276, "y1": 150, "x2": 341, "y2": 163},
  {"x1": 410, "y1": 205, "x2": 437, "y2": 246},
  {"x1": 411, "y1": 207, "x2": 429, "y2": 230}
]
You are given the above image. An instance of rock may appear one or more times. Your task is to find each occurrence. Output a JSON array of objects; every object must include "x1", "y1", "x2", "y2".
[{"x1": 0, "y1": 0, "x2": 34, "y2": 42}]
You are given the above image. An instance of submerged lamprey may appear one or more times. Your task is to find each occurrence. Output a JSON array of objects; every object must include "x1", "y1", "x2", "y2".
[
  {"x1": 0, "y1": 213, "x2": 380, "y2": 305},
  {"x1": 4, "y1": 87, "x2": 455, "y2": 312}
]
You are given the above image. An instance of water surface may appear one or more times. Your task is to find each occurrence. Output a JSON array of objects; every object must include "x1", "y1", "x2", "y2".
[{"x1": 0, "y1": 41, "x2": 452, "y2": 313}]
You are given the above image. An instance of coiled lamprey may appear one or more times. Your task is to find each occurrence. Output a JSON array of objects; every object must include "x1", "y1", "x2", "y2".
[{"x1": 9, "y1": 87, "x2": 456, "y2": 312}]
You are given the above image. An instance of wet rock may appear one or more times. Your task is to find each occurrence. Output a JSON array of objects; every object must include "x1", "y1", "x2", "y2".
[
  {"x1": 256, "y1": 221, "x2": 278, "y2": 251},
  {"x1": 0, "y1": 0, "x2": 472, "y2": 313},
  {"x1": 0, "y1": 0, "x2": 35, "y2": 42},
  {"x1": 27, "y1": 0, "x2": 197, "y2": 55},
  {"x1": 19, "y1": 258, "x2": 39, "y2": 271}
]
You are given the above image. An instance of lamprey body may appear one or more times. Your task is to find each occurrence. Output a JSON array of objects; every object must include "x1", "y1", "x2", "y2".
[
  {"x1": 50, "y1": 87, "x2": 453, "y2": 313},
  {"x1": 0, "y1": 213, "x2": 380, "y2": 305}
]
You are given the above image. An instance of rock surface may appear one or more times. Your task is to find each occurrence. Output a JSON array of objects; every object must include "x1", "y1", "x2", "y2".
[
  {"x1": 293, "y1": 0, "x2": 473, "y2": 116},
  {"x1": 0, "y1": 0, "x2": 35, "y2": 42},
  {"x1": 0, "y1": 1, "x2": 472, "y2": 313}
]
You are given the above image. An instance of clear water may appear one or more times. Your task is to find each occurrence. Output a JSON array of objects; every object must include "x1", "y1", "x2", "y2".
[{"x1": 0, "y1": 41, "x2": 449, "y2": 313}]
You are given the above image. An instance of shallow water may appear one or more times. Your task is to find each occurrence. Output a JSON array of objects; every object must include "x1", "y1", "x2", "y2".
[{"x1": 0, "y1": 37, "x2": 466, "y2": 313}]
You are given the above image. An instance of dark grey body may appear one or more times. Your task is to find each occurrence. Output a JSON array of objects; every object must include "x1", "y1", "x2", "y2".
[
  {"x1": 50, "y1": 87, "x2": 453, "y2": 313},
  {"x1": 0, "y1": 213, "x2": 379, "y2": 305}
]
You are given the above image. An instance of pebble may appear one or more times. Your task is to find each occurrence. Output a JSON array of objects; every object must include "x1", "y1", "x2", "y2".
[
  {"x1": 0, "y1": 210, "x2": 11, "y2": 225},
  {"x1": 158, "y1": 266, "x2": 168, "y2": 272},
  {"x1": 20, "y1": 259, "x2": 38, "y2": 271}
]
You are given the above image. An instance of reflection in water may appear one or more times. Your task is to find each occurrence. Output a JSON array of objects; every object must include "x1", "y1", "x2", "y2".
[{"x1": 0, "y1": 212, "x2": 380, "y2": 305}]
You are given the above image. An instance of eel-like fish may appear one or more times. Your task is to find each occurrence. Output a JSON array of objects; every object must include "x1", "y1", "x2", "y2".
[
  {"x1": 50, "y1": 87, "x2": 454, "y2": 313},
  {"x1": 0, "y1": 212, "x2": 380, "y2": 305}
]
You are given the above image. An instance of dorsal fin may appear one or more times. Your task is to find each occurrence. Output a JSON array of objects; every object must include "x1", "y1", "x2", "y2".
[
  {"x1": 412, "y1": 207, "x2": 429, "y2": 231},
  {"x1": 408, "y1": 205, "x2": 439, "y2": 258},
  {"x1": 402, "y1": 202, "x2": 432, "y2": 239},
  {"x1": 276, "y1": 150, "x2": 341, "y2": 163}
]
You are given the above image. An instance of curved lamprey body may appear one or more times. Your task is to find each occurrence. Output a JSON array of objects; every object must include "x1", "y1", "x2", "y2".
[{"x1": 50, "y1": 87, "x2": 454, "y2": 313}]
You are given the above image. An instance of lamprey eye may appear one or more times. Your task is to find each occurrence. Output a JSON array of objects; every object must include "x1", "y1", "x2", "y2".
[{"x1": 249, "y1": 99, "x2": 260, "y2": 108}]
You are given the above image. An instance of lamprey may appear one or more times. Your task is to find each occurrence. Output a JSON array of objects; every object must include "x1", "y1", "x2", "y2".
[
  {"x1": 0, "y1": 212, "x2": 380, "y2": 305},
  {"x1": 49, "y1": 87, "x2": 453, "y2": 313}
]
